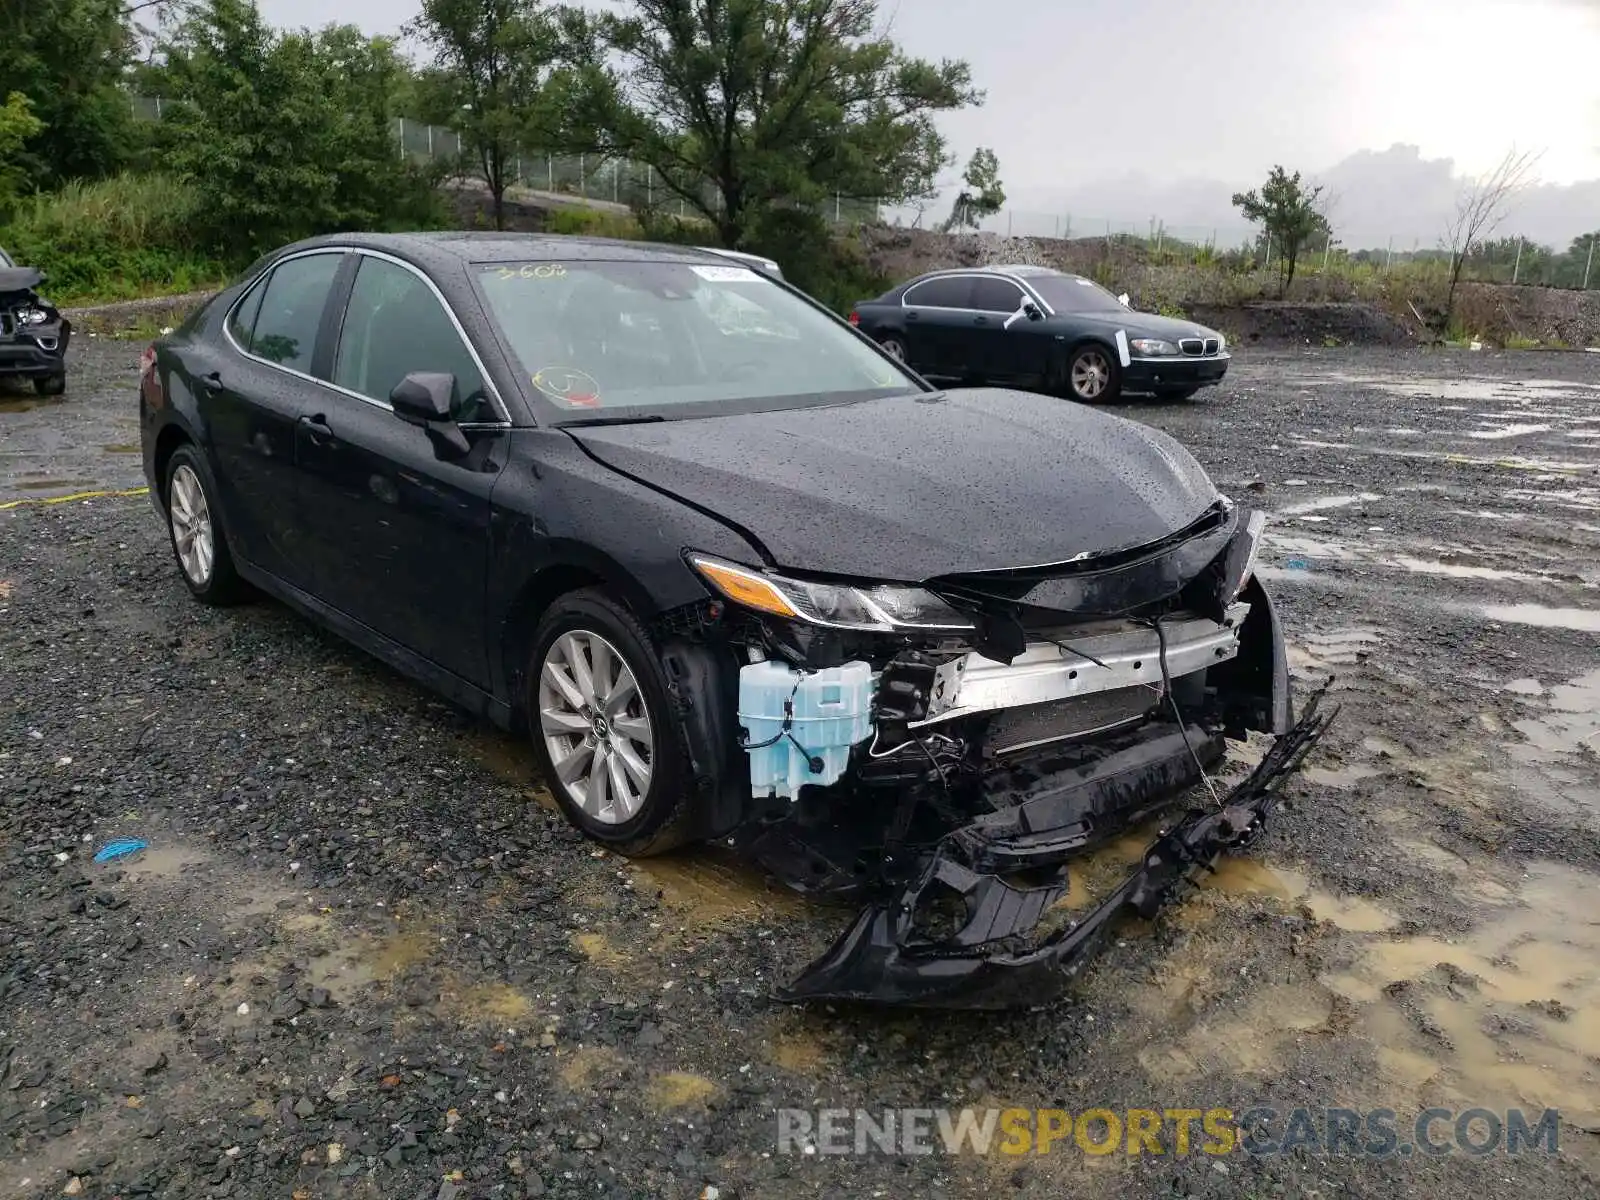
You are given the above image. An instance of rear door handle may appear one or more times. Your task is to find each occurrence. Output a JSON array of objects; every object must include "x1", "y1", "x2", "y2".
[
  {"x1": 905, "y1": 311, "x2": 920, "y2": 322},
  {"x1": 199, "y1": 372, "x2": 224, "y2": 394},
  {"x1": 973, "y1": 316, "x2": 989, "y2": 325}
]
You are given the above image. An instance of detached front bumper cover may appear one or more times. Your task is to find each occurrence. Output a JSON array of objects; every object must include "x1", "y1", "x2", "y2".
[{"x1": 777, "y1": 683, "x2": 1338, "y2": 1010}]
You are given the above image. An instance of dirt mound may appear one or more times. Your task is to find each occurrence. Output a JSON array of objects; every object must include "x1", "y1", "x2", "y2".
[
  {"x1": 1186, "y1": 301, "x2": 1417, "y2": 347},
  {"x1": 1453, "y1": 282, "x2": 1600, "y2": 349}
]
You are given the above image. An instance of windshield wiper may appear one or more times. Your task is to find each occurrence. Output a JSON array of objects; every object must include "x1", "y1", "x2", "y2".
[{"x1": 555, "y1": 414, "x2": 667, "y2": 428}]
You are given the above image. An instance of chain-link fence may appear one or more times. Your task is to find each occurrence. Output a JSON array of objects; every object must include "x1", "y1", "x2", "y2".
[
  {"x1": 128, "y1": 98, "x2": 1595, "y2": 285},
  {"x1": 889, "y1": 204, "x2": 1598, "y2": 290}
]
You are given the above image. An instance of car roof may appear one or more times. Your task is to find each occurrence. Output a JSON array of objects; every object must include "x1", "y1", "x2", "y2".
[
  {"x1": 274, "y1": 230, "x2": 740, "y2": 270},
  {"x1": 901, "y1": 264, "x2": 1080, "y2": 287}
]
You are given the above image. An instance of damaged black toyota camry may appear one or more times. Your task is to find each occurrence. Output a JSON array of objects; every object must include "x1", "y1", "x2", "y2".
[{"x1": 140, "y1": 233, "x2": 1333, "y2": 1009}]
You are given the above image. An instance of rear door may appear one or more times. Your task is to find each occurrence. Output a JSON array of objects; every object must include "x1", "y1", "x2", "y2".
[
  {"x1": 292, "y1": 252, "x2": 508, "y2": 688},
  {"x1": 205, "y1": 249, "x2": 346, "y2": 590},
  {"x1": 899, "y1": 276, "x2": 975, "y2": 378}
]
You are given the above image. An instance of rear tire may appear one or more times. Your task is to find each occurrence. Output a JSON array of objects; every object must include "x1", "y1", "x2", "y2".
[
  {"x1": 878, "y1": 334, "x2": 908, "y2": 363},
  {"x1": 164, "y1": 445, "x2": 249, "y2": 605},
  {"x1": 525, "y1": 588, "x2": 697, "y2": 857},
  {"x1": 1065, "y1": 344, "x2": 1121, "y2": 404},
  {"x1": 33, "y1": 372, "x2": 66, "y2": 396}
]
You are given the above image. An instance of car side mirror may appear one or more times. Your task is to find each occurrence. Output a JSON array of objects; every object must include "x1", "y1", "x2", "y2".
[
  {"x1": 390, "y1": 371, "x2": 470, "y2": 458},
  {"x1": 1117, "y1": 292, "x2": 1131, "y2": 308},
  {"x1": 1003, "y1": 302, "x2": 1043, "y2": 331},
  {"x1": 391, "y1": 372, "x2": 455, "y2": 422}
]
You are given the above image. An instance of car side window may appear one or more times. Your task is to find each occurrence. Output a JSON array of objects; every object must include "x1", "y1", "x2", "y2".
[
  {"x1": 971, "y1": 277, "x2": 1026, "y2": 314},
  {"x1": 248, "y1": 253, "x2": 342, "y2": 373},
  {"x1": 334, "y1": 256, "x2": 491, "y2": 423},
  {"x1": 227, "y1": 276, "x2": 268, "y2": 349},
  {"x1": 903, "y1": 277, "x2": 973, "y2": 310}
]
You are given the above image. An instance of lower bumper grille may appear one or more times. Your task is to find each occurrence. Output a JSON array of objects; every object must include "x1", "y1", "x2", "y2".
[{"x1": 987, "y1": 685, "x2": 1160, "y2": 756}]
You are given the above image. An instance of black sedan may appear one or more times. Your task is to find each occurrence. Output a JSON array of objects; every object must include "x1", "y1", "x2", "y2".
[
  {"x1": 851, "y1": 265, "x2": 1230, "y2": 403},
  {"x1": 138, "y1": 232, "x2": 1328, "y2": 1008},
  {"x1": 0, "y1": 245, "x2": 70, "y2": 396}
]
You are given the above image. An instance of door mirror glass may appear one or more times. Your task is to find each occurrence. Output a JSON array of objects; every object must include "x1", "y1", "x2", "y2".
[{"x1": 391, "y1": 372, "x2": 457, "y2": 423}]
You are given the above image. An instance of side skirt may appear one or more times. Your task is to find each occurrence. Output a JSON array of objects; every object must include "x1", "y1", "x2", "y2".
[{"x1": 233, "y1": 558, "x2": 514, "y2": 730}]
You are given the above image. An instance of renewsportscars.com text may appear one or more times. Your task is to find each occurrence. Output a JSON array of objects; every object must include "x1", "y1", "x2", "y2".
[{"x1": 775, "y1": 1106, "x2": 1561, "y2": 1158}]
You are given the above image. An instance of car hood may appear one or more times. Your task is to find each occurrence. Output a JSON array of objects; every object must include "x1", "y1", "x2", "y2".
[
  {"x1": 564, "y1": 388, "x2": 1221, "y2": 580},
  {"x1": 1068, "y1": 310, "x2": 1221, "y2": 342},
  {"x1": 0, "y1": 267, "x2": 45, "y2": 295}
]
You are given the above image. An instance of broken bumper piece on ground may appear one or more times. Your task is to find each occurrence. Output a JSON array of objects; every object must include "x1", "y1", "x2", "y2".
[{"x1": 778, "y1": 684, "x2": 1338, "y2": 1010}]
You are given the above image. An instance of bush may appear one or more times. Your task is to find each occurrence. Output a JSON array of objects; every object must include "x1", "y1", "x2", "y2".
[
  {"x1": 0, "y1": 173, "x2": 229, "y2": 304},
  {"x1": 543, "y1": 206, "x2": 643, "y2": 240},
  {"x1": 745, "y1": 208, "x2": 890, "y2": 314}
]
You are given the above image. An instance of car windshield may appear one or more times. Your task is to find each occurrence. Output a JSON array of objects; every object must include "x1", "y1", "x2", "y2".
[
  {"x1": 476, "y1": 260, "x2": 916, "y2": 420},
  {"x1": 1026, "y1": 274, "x2": 1129, "y2": 314}
]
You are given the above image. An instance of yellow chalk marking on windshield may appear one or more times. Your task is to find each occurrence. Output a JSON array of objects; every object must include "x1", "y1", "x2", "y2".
[
  {"x1": 496, "y1": 263, "x2": 568, "y2": 280},
  {"x1": 0, "y1": 486, "x2": 149, "y2": 511}
]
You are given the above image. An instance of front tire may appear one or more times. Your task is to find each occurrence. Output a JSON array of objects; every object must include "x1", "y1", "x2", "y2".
[
  {"x1": 164, "y1": 445, "x2": 248, "y2": 605},
  {"x1": 1066, "y1": 344, "x2": 1121, "y2": 404},
  {"x1": 33, "y1": 372, "x2": 66, "y2": 397},
  {"x1": 526, "y1": 588, "x2": 696, "y2": 857}
]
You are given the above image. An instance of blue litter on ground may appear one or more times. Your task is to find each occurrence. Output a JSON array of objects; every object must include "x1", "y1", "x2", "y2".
[
  {"x1": 94, "y1": 838, "x2": 149, "y2": 863},
  {"x1": 1285, "y1": 558, "x2": 1313, "y2": 571}
]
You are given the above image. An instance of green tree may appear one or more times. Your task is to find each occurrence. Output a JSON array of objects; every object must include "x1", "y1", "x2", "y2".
[
  {"x1": 0, "y1": 93, "x2": 48, "y2": 215},
  {"x1": 0, "y1": 0, "x2": 136, "y2": 186},
  {"x1": 157, "y1": 0, "x2": 438, "y2": 259},
  {"x1": 563, "y1": 0, "x2": 980, "y2": 248},
  {"x1": 1231, "y1": 166, "x2": 1328, "y2": 298},
  {"x1": 940, "y1": 146, "x2": 1004, "y2": 232},
  {"x1": 407, "y1": 0, "x2": 564, "y2": 230}
]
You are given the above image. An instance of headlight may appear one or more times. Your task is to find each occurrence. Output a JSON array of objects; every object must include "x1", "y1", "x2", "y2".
[
  {"x1": 688, "y1": 553, "x2": 975, "y2": 631},
  {"x1": 1217, "y1": 334, "x2": 1227, "y2": 353},
  {"x1": 1232, "y1": 511, "x2": 1266, "y2": 598},
  {"x1": 1130, "y1": 338, "x2": 1178, "y2": 356},
  {"x1": 17, "y1": 307, "x2": 49, "y2": 326}
]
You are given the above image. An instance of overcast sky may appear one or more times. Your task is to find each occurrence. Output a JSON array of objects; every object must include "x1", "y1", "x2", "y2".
[{"x1": 256, "y1": 0, "x2": 1600, "y2": 238}]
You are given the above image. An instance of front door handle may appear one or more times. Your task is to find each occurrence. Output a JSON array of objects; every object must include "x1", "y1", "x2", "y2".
[
  {"x1": 973, "y1": 316, "x2": 989, "y2": 326},
  {"x1": 298, "y1": 414, "x2": 335, "y2": 446}
]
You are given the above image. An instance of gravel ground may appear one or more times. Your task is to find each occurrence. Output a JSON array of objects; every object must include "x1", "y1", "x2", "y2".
[{"x1": 3, "y1": 340, "x2": 1600, "y2": 1199}]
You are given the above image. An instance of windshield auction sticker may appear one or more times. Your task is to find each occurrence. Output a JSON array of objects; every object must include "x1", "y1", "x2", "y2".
[{"x1": 689, "y1": 264, "x2": 761, "y2": 282}]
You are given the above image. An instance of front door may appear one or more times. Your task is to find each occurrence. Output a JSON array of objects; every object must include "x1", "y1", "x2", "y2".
[
  {"x1": 204, "y1": 250, "x2": 346, "y2": 591},
  {"x1": 293, "y1": 254, "x2": 506, "y2": 688},
  {"x1": 967, "y1": 276, "x2": 1050, "y2": 385}
]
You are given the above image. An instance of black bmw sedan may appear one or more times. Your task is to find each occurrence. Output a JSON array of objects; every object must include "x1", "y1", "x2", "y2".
[
  {"x1": 850, "y1": 265, "x2": 1230, "y2": 404},
  {"x1": 139, "y1": 232, "x2": 1329, "y2": 1008}
]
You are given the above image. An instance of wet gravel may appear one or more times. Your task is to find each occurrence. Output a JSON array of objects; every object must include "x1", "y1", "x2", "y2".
[{"x1": 3, "y1": 339, "x2": 1600, "y2": 1198}]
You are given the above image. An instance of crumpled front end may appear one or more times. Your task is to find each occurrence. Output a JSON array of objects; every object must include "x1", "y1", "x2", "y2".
[
  {"x1": 0, "y1": 268, "x2": 71, "y2": 381},
  {"x1": 655, "y1": 498, "x2": 1335, "y2": 1008}
]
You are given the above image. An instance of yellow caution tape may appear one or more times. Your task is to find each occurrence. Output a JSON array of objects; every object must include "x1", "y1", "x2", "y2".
[{"x1": 0, "y1": 486, "x2": 150, "y2": 511}]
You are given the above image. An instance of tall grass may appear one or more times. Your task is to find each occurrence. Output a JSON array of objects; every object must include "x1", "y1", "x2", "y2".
[{"x1": 0, "y1": 173, "x2": 230, "y2": 305}]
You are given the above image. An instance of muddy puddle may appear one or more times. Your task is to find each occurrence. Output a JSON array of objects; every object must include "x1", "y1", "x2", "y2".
[
  {"x1": 1135, "y1": 845, "x2": 1600, "y2": 1131},
  {"x1": 1322, "y1": 860, "x2": 1600, "y2": 1129},
  {"x1": 1279, "y1": 492, "x2": 1384, "y2": 517},
  {"x1": 1479, "y1": 604, "x2": 1600, "y2": 634}
]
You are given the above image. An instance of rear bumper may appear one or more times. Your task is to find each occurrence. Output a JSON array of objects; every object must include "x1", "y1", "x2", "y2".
[
  {"x1": 0, "y1": 322, "x2": 70, "y2": 376},
  {"x1": 778, "y1": 685, "x2": 1337, "y2": 1008},
  {"x1": 1124, "y1": 353, "x2": 1228, "y2": 391}
]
